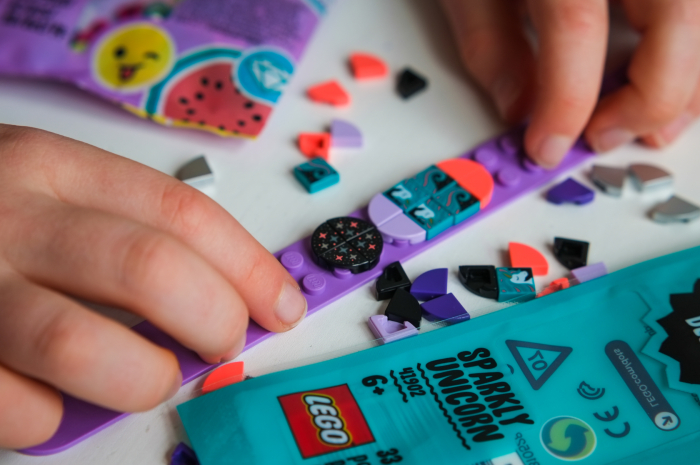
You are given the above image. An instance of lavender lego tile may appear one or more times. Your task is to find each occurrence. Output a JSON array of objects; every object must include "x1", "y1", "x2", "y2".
[
  {"x1": 377, "y1": 212, "x2": 427, "y2": 244},
  {"x1": 368, "y1": 193, "x2": 402, "y2": 227},
  {"x1": 367, "y1": 315, "x2": 418, "y2": 344},
  {"x1": 330, "y1": 119, "x2": 363, "y2": 148},
  {"x1": 571, "y1": 262, "x2": 608, "y2": 283}
]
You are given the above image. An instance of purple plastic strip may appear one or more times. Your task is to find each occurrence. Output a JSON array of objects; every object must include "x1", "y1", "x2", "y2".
[{"x1": 23, "y1": 129, "x2": 595, "y2": 455}]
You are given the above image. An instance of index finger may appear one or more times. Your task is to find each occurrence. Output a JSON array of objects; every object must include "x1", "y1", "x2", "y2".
[
  {"x1": 0, "y1": 126, "x2": 307, "y2": 334},
  {"x1": 524, "y1": 0, "x2": 609, "y2": 168}
]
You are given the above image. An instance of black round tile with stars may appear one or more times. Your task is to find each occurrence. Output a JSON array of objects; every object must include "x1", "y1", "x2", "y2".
[{"x1": 310, "y1": 217, "x2": 384, "y2": 273}]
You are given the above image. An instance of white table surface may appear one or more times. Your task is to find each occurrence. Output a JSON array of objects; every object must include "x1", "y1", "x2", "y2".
[{"x1": 1, "y1": 1, "x2": 700, "y2": 463}]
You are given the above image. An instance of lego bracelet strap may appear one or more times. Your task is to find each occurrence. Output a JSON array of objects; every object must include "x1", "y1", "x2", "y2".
[{"x1": 22, "y1": 129, "x2": 594, "y2": 455}]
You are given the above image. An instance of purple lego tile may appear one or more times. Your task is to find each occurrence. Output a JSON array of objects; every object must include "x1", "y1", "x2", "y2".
[
  {"x1": 546, "y1": 177, "x2": 595, "y2": 205},
  {"x1": 377, "y1": 212, "x2": 427, "y2": 244},
  {"x1": 367, "y1": 315, "x2": 418, "y2": 344},
  {"x1": 410, "y1": 268, "x2": 448, "y2": 301},
  {"x1": 368, "y1": 193, "x2": 402, "y2": 227},
  {"x1": 24, "y1": 126, "x2": 597, "y2": 455},
  {"x1": 571, "y1": 262, "x2": 608, "y2": 283},
  {"x1": 421, "y1": 293, "x2": 470, "y2": 323},
  {"x1": 331, "y1": 119, "x2": 363, "y2": 148}
]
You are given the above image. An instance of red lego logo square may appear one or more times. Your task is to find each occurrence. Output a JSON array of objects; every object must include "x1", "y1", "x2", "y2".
[{"x1": 278, "y1": 384, "x2": 375, "y2": 459}]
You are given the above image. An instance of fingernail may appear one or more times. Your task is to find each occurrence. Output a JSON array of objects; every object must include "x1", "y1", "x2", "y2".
[
  {"x1": 591, "y1": 128, "x2": 635, "y2": 153},
  {"x1": 274, "y1": 281, "x2": 307, "y2": 327},
  {"x1": 492, "y1": 75, "x2": 521, "y2": 120},
  {"x1": 534, "y1": 134, "x2": 574, "y2": 169},
  {"x1": 656, "y1": 112, "x2": 694, "y2": 146},
  {"x1": 166, "y1": 370, "x2": 183, "y2": 400}
]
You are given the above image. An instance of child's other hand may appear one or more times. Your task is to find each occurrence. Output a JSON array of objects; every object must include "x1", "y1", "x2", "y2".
[
  {"x1": 0, "y1": 125, "x2": 307, "y2": 449},
  {"x1": 440, "y1": 0, "x2": 700, "y2": 167}
]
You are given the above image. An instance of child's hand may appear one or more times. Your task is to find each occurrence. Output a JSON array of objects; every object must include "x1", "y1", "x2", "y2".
[
  {"x1": 440, "y1": 0, "x2": 700, "y2": 167},
  {"x1": 0, "y1": 125, "x2": 307, "y2": 449}
]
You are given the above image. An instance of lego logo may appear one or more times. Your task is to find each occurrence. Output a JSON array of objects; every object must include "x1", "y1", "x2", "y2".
[
  {"x1": 303, "y1": 394, "x2": 351, "y2": 446},
  {"x1": 279, "y1": 385, "x2": 375, "y2": 459}
]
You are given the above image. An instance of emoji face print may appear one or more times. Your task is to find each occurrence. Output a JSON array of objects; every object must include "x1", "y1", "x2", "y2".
[{"x1": 93, "y1": 23, "x2": 174, "y2": 92}]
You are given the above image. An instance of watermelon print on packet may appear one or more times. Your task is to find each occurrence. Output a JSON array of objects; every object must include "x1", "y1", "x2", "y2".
[{"x1": 144, "y1": 48, "x2": 273, "y2": 138}]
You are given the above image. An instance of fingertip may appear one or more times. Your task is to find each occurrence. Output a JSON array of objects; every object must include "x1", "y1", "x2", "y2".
[
  {"x1": 587, "y1": 127, "x2": 637, "y2": 153},
  {"x1": 273, "y1": 281, "x2": 308, "y2": 331},
  {"x1": 526, "y1": 133, "x2": 575, "y2": 169}
]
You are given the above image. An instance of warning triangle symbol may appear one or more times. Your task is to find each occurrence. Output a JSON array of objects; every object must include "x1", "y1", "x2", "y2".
[{"x1": 505, "y1": 340, "x2": 573, "y2": 390}]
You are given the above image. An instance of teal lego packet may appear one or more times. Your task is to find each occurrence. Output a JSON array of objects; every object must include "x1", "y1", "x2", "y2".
[{"x1": 178, "y1": 247, "x2": 700, "y2": 465}]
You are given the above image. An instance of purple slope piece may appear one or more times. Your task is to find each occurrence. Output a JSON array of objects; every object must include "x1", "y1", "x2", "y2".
[
  {"x1": 421, "y1": 293, "x2": 470, "y2": 323},
  {"x1": 410, "y1": 268, "x2": 448, "y2": 301},
  {"x1": 546, "y1": 177, "x2": 595, "y2": 205},
  {"x1": 367, "y1": 315, "x2": 418, "y2": 344},
  {"x1": 571, "y1": 262, "x2": 607, "y2": 283},
  {"x1": 330, "y1": 119, "x2": 363, "y2": 148},
  {"x1": 23, "y1": 125, "x2": 599, "y2": 456},
  {"x1": 171, "y1": 443, "x2": 200, "y2": 465}
]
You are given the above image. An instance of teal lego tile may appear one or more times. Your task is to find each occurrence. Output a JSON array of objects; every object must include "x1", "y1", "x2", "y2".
[
  {"x1": 495, "y1": 267, "x2": 536, "y2": 303},
  {"x1": 294, "y1": 158, "x2": 339, "y2": 193},
  {"x1": 406, "y1": 197, "x2": 453, "y2": 240}
]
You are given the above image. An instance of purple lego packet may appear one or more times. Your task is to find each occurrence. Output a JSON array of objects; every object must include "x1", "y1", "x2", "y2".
[{"x1": 0, "y1": 0, "x2": 331, "y2": 138}]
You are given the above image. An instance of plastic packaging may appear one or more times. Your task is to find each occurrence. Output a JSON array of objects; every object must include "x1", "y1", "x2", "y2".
[
  {"x1": 0, "y1": 0, "x2": 330, "y2": 138},
  {"x1": 178, "y1": 246, "x2": 700, "y2": 464}
]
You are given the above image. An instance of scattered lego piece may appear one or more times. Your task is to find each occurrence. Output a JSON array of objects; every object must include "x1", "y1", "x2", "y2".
[
  {"x1": 376, "y1": 261, "x2": 411, "y2": 301},
  {"x1": 546, "y1": 178, "x2": 595, "y2": 205},
  {"x1": 310, "y1": 217, "x2": 383, "y2": 273},
  {"x1": 293, "y1": 158, "x2": 339, "y2": 193},
  {"x1": 385, "y1": 288, "x2": 422, "y2": 328},
  {"x1": 496, "y1": 267, "x2": 536, "y2": 303},
  {"x1": 201, "y1": 361, "x2": 245, "y2": 395},
  {"x1": 410, "y1": 268, "x2": 448, "y2": 301},
  {"x1": 171, "y1": 442, "x2": 199, "y2": 465},
  {"x1": 591, "y1": 165, "x2": 626, "y2": 196},
  {"x1": 376, "y1": 213, "x2": 427, "y2": 245},
  {"x1": 459, "y1": 266, "x2": 498, "y2": 300},
  {"x1": 349, "y1": 52, "x2": 388, "y2": 80},
  {"x1": 536, "y1": 277, "x2": 571, "y2": 298},
  {"x1": 421, "y1": 293, "x2": 470, "y2": 323},
  {"x1": 509, "y1": 242, "x2": 549, "y2": 276},
  {"x1": 553, "y1": 237, "x2": 589, "y2": 270},
  {"x1": 307, "y1": 80, "x2": 350, "y2": 106},
  {"x1": 367, "y1": 315, "x2": 418, "y2": 345},
  {"x1": 368, "y1": 193, "x2": 403, "y2": 227},
  {"x1": 437, "y1": 159, "x2": 494, "y2": 207},
  {"x1": 571, "y1": 262, "x2": 607, "y2": 283},
  {"x1": 175, "y1": 155, "x2": 214, "y2": 190},
  {"x1": 397, "y1": 68, "x2": 427, "y2": 99},
  {"x1": 651, "y1": 196, "x2": 700, "y2": 224},
  {"x1": 629, "y1": 163, "x2": 673, "y2": 191},
  {"x1": 330, "y1": 119, "x2": 363, "y2": 148},
  {"x1": 298, "y1": 132, "x2": 331, "y2": 160}
]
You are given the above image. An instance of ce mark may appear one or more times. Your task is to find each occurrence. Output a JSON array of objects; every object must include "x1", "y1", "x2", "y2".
[{"x1": 594, "y1": 406, "x2": 631, "y2": 438}]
